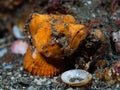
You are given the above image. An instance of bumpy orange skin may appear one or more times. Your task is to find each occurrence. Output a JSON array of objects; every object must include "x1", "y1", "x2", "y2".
[
  {"x1": 29, "y1": 13, "x2": 87, "y2": 58},
  {"x1": 24, "y1": 13, "x2": 88, "y2": 77}
]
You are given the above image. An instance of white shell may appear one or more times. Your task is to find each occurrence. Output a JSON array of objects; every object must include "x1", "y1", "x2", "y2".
[{"x1": 61, "y1": 69, "x2": 92, "y2": 86}]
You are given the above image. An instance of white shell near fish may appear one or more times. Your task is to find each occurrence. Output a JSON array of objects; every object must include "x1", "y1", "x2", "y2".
[{"x1": 61, "y1": 69, "x2": 92, "y2": 86}]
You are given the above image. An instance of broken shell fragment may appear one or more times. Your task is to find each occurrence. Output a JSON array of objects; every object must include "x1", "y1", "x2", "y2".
[
  {"x1": 61, "y1": 69, "x2": 92, "y2": 86},
  {"x1": 11, "y1": 40, "x2": 28, "y2": 55},
  {"x1": 112, "y1": 31, "x2": 120, "y2": 52},
  {"x1": 112, "y1": 31, "x2": 120, "y2": 42}
]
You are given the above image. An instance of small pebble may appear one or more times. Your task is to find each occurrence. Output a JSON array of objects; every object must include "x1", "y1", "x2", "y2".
[
  {"x1": 11, "y1": 77, "x2": 14, "y2": 80},
  {"x1": 19, "y1": 67, "x2": 23, "y2": 71},
  {"x1": 0, "y1": 48, "x2": 7, "y2": 57},
  {"x1": 18, "y1": 74, "x2": 21, "y2": 77},
  {"x1": 7, "y1": 72, "x2": 12, "y2": 75},
  {"x1": 34, "y1": 78, "x2": 52, "y2": 85},
  {"x1": 87, "y1": 1, "x2": 92, "y2": 5},
  {"x1": 30, "y1": 76, "x2": 34, "y2": 79},
  {"x1": 27, "y1": 86, "x2": 36, "y2": 90},
  {"x1": 91, "y1": 13, "x2": 96, "y2": 18},
  {"x1": 53, "y1": 77, "x2": 59, "y2": 83},
  {"x1": 66, "y1": 88, "x2": 73, "y2": 90},
  {"x1": 12, "y1": 25, "x2": 25, "y2": 39},
  {"x1": 116, "y1": 84, "x2": 119, "y2": 88},
  {"x1": 23, "y1": 74, "x2": 27, "y2": 77},
  {"x1": 45, "y1": 80, "x2": 52, "y2": 85},
  {"x1": 10, "y1": 87, "x2": 17, "y2": 90},
  {"x1": 3, "y1": 64, "x2": 13, "y2": 69}
]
